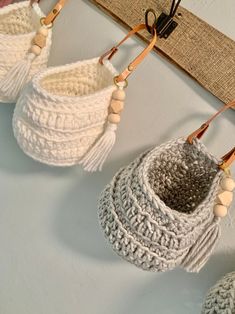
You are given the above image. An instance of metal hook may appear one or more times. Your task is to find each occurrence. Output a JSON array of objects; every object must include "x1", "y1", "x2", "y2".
[
  {"x1": 145, "y1": 9, "x2": 158, "y2": 34},
  {"x1": 169, "y1": 0, "x2": 182, "y2": 17},
  {"x1": 145, "y1": 0, "x2": 182, "y2": 39}
]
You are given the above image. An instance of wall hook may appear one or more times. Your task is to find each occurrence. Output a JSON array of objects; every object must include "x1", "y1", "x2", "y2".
[
  {"x1": 145, "y1": 0, "x2": 182, "y2": 39},
  {"x1": 169, "y1": 0, "x2": 182, "y2": 17}
]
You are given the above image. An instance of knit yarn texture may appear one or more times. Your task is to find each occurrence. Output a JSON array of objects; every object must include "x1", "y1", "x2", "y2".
[
  {"x1": 13, "y1": 57, "x2": 118, "y2": 166},
  {"x1": 99, "y1": 138, "x2": 224, "y2": 272},
  {"x1": 202, "y1": 271, "x2": 235, "y2": 314},
  {"x1": 0, "y1": 0, "x2": 52, "y2": 103}
]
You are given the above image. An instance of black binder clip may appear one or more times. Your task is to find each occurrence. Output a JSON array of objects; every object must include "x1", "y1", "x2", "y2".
[{"x1": 145, "y1": 0, "x2": 182, "y2": 39}]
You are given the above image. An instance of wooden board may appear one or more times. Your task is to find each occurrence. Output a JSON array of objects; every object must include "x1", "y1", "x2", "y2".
[{"x1": 90, "y1": 0, "x2": 235, "y2": 105}]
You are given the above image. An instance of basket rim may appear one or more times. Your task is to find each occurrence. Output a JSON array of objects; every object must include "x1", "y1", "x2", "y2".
[
  {"x1": 31, "y1": 57, "x2": 119, "y2": 102},
  {"x1": 0, "y1": 0, "x2": 49, "y2": 39},
  {"x1": 140, "y1": 137, "x2": 223, "y2": 222}
]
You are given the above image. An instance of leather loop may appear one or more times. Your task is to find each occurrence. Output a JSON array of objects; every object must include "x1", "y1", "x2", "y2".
[
  {"x1": 187, "y1": 99, "x2": 235, "y2": 169},
  {"x1": 99, "y1": 24, "x2": 157, "y2": 83},
  {"x1": 30, "y1": 0, "x2": 68, "y2": 26},
  {"x1": 99, "y1": 47, "x2": 118, "y2": 64},
  {"x1": 187, "y1": 123, "x2": 209, "y2": 144},
  {"x1": 220, "y1": 147, "x2": 235, "y2": 170}
]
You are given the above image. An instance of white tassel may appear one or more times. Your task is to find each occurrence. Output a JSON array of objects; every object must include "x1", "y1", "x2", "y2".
[
  {"x1": 0, "y1": 53, "x2": 35, "y2": 101},
  {"x1": 80, "y1": 122, "x2": 117, "y2": 172},
  {"x1": 181, "y1": 222, "x2": 221, "y2": 273},
  {"x1": 80, "y1": 86, "x2": 126, "y2": 172}
]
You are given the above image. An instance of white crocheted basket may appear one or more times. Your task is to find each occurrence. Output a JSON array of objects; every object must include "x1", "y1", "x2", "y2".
[
  {"x1": 0, "y1": 0, "x2": 52, "y2": 103},
  {"x1": 202, "y1": 271, "x2": 235, "y2": 314},
  {"x1": 12, "y1": 22, "x2": 157, "y2": 171},
  {"x1": 98, "y1": 138, "x2": 227, "y2": 272},
  {"x1": 13, "y1": 57, "x2": 118, "y2": 166}
]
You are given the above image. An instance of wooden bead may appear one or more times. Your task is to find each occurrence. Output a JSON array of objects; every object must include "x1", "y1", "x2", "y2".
[
  {"x1": 108, "y1": 113, "x2": 121, "y2": 124},
  {"x1": 30, "y1": 45, "x2": 41, "y2": 56},
  {"x1": 110, "y1": 99, "x2": 124, "y2": 114},
  {"x1": 216, "y1": 190, "x2": 233, "y2": 207},
  {"x1": 33, "y1": 33, "x2": 46, "y2": 49},
  {"x1": 220, "y1": 177, "x2": 235, "y2": 192},
  {"x1": 213, "y1": 204, "x2": 228, "y2": 218},
  {"x1": 112, "y1": 89, "x2": 126, "y2": 101},
  {"x1": 37, "y1": 27, "x2": 49, "y2": 37}
]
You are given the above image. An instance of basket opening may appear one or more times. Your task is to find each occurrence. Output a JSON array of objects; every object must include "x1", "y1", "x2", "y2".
[
  {"x1": 40, "y1": 61, "x2": 115, "y2": 97},
  {"x1": 0, "y1": 6, "x2": 38, "y2": 35},
  {"x1": 147, "y1": 142, "x2": 219, "y2": 214}
]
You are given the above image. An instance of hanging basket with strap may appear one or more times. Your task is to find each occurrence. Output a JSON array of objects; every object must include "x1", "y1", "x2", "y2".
[
  {"x1": 0, "y1": 0, "x2": 67, "y2": 103},
  {"x1": 99, "y1": 101, "x2": 235, "y2": 272}
]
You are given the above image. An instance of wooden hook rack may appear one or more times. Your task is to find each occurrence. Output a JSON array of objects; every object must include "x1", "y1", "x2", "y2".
[{"x1": 90, "y1": 0, "x2": 235, "y2": 107}]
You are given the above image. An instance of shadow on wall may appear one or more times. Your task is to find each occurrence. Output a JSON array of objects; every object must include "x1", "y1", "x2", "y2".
[
  {"x1": 115, "y1": 251, "x2": 235, "y2": 314},
  {"x1": 52, "y1": 147, "x2": 150, "y2": 263}
]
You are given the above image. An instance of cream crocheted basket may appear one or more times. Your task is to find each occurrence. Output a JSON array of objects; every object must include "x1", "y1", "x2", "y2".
[
  {"x1": 13, "y1": 57, "x2": 119, "y2": 167},
  {"x1": 202, "y1": 271, "x2": 235, "y2": 314},
  {"x1": 13, "y1": 23, "x2": 157, "y2": 171},
  {"x1": 98, "y1": 138, "x2": 227, "y2": 272},
  {"x1": 0, "y1": 0, "x2": 52, "y2": 103}
]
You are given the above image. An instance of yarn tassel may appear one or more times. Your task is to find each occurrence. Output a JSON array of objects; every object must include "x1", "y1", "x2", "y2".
[
  {"x1": 80, "y1": 86, "x2": 126, "y2": 172},
  {"x1": 80, "y1": 122, "x2": 117, "y2": 172},
  {"x1": 181, "y1": 222, "x2": 221, "y2": 273},
  {"x1": 0, "y1": 53, "x2": 35, "y2": 101}
]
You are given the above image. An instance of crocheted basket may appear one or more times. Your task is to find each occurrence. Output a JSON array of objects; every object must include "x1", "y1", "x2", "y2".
[
  {"x1": 0, "y1": 0, "x2": 52, "y2": 103},
  {"x1": 202, "y1": 271, "x2": 235, "y2": 314},
  {"x1": 99, "y1": 100, "x2": 235, "y2": 272},
  {"x1": 13, "y1": 57, "x2": 119, "y2": 166},
  {"x1": 99, "y1": 137, "x2": 227, "y2": 272},
  {"x1": 13, "y1": 23, "x2": 157, "y2": 171}
]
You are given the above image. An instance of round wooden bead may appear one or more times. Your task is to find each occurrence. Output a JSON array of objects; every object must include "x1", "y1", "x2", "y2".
[
  {"x1": 37, "y1": 26, "x2": 49, "y2": 37},
  {"x1": 220, "y1": 177, "x2": 235, "y2": 192},
  {"x1": 33, "y1": 33, "x2": 46, "y2": 49},
  {"x1": 112, "y1": 89, "x2": 126, "y2": 101},
  {"x1": 110, "y1": 99, "x2": 124, "y2": 114},
  {"x1": 216, "y1": 190, "x2": 233, "y2": 207},
  {"x1": 108, "y1": 113, "x2": 121, "y2": 124},
  {"x1": 213, "y1": 204, "x2": 228, "y2": 218},
  {"x1": 30, "y1": 45, "x2": 42, "y2": 56}
]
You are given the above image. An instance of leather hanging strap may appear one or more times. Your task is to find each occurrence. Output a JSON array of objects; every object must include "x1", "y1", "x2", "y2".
[
  {"x1": 99, "y1": 24, "x2": 157, "y2": 83},
  {"x1": 30, "y1": 0, "x2": 68, "y2": 25},
  {"x1": 187, "y1": 100, "x2": 235, "y2": 169},
  {"x1": 220, "y1": 147, "x2": 235, "y2": 170}
]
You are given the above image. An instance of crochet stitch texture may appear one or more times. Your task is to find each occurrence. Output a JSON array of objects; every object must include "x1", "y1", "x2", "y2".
[
  {"x1": 13, "y1": 58, "x2": 118, "y2": 166},
  {"x1": 98, "y1": 138, "x2": 224, "y2": 272},
  {"x1": 0, "y1": 0, "x2": 52, "y2": 103},
  {"x1": 202, "y1": 271, "x2": 235, "y2": 314}
]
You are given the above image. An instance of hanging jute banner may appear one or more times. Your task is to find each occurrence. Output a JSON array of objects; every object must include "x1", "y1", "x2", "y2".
[{"x1": 90, "y1": 0, "x2": 235, "y2": 106}]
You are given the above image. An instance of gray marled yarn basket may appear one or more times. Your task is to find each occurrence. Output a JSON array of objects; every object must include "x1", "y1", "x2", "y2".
[
  {"x1": 98, "y1": 137, "x2": 225, "y2": 272},
  {"x1": 202, "y1": 271, "x2": 235, "y2": 314}
]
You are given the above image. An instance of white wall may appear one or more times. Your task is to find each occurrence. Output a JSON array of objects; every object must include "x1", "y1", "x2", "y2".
[{"x1": 0, "y1": 1, "x2": 234, "y2": 313}]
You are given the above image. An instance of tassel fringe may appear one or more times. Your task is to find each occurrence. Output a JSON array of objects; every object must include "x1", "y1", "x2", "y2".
[
  {"x1": 0, "y1": 53, "x2": 35, "y2": 101},
  {"x1": 80, "y1": 122, "x2": 117, "y2": 172},
  {"x1": 181, "y1": 222, "x2": 221, "y2": 273}
]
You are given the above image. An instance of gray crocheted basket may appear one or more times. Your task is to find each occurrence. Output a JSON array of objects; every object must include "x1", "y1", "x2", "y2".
[
  {"x1": 202, "y1": 271, "x2": 235, "y2": 314},
  {"x1": 98, "y1": 137, "x2": 225, "y2": 272}
]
